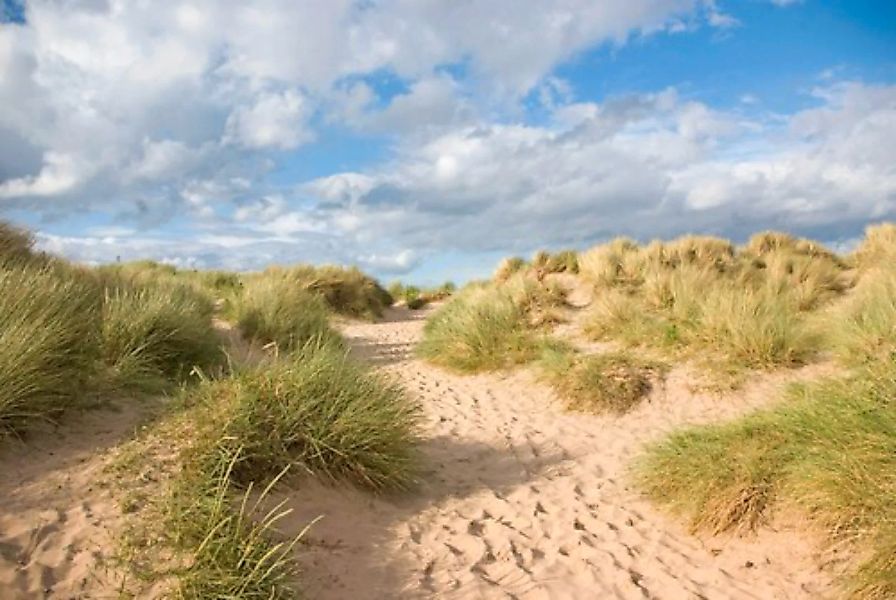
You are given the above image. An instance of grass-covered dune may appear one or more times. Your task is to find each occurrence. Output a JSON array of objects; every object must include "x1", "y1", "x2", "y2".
[
  {"x1": 577, "y1": 231, "x2": 855, "y2": 378},
  {"x1": 634, "y1": 226, "x2": 896, "y2": 598},
  {"x1": 0, "y1": 224, "x2": 227, "y2": 434},
  {"x1": 136, "y1": 340, "x2": 420, "y2": 598},
  {"x1": 0, "y1": 219, "x2": 419, "y2": 598},
  {"x1": 417, "y1": 224, "x2": 896, "y2": 596},
  {"x1": 0, "y1": 219, "x2": 401, "y2": 435}
]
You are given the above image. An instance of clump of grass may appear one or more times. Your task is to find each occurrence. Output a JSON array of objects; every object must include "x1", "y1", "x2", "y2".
[
  {"x1": 636, "y1": 242, "x2": 896, "y2": 597},
  {"x1": 418, "y1": 276, "x2": 565, "y2": 372},
  {"x1": 636, "y1": 371, "x2": 896, "y2": 598},
  {"x1": 236, "y1": 276, "x2": 343, "y2": 353},
  {"x1": 169, "y1": 449, "x2": 304, "y2": 599},
  {"x1": 494, "y1": 256, "x2": 527, "y2": 282},
  {"x1": 853, "y1": 222, "x2": 896, "y2": 271},
  {"x1": 584, "y1": 289, "x2": 665, "y2": 345},
  {"x1": 744, "y1": 230, "x2": 838, "y2": 260},
  {"x1": 191, "y1": 341, "x2": 421, "y2": 490},
  {"x1": 403, "y1": 286, "x2": 428, "y2": 310},
  {"x1": 0, "y1": 264, "x2": 101, "y2": 434},
  {"x1": 539, "y1": 347, "x2": 660, "y2": 414},
  {"x1": 100, "y1": 278, "x2": 225, "y2": 392},
  {"x1": 255, "y1": 265, "x2": 392, "y2": 320},
  {"x1": 531, "y1": 249, "x2": 580, "y2": 275},
  {"x1": 578, "y1": 237, "x2": 642, "y2": 288},
  {"x1": 387, "y1": 281, "x2": 455, "y2": 310},
  {"x1": 695, "y1": 284, "x2": 817, "y2": 369},
  {"x1": 827, "y1": 266, "x2": 896, "y2": 368},
  {"x1": 575, "y1": 231, "x2": 847, "y2": 382},
  {"x1": 659, "y1": 235, "x2": 737, "y2": 271},
  {"x1": 117, "y1": 338, "x2": 421, "y2": 596},
  {"x1": 0, "y1": 220, "x2": 39, "y2": 265}
]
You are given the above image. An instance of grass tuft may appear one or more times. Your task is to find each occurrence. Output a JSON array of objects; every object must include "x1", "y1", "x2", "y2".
[
  {"x1": 418, "y1": 276, "x2": 565, "y2": 372},
  {"x1": 539, "y1": 347, "x2": 661, "y2": 414},
  {"x1": 636, "y1": 371, "x2": 896, "y2": 597},
  {"x1": 191, "y1": 340, "x2": 421, "y2": 490},
  {"x1": 494, "y1": 256, "x2": 527, "y2": 282},
  {"x1": 827, "y1": 266, "x2": 896, "y2": 368},
  {"x1": 236, "y1": 276, "x2": 343, "y2": 353},
  {"x1": 100, "y1": 278, "x2": 225, "y2": 392},
  {"x1": 0, "y1": 264, "x2": 101, "y2": 434},
  {"x1": 253, "y1": 265, "x2": 392, "y2": 320},
  {"x1": 169, "y1": 449, "x2": 304, "y2": 599},
  {"x1": 0, "y1": 221, "x2": 39, "y2": 265}
]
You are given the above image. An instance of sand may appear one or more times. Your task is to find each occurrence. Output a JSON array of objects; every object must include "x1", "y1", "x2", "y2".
[
  {"x1": 0, "y1": 401, "x2": 155, "y2": 599},
  {"x1": 0, "y1": 305, "x2": 835, "y2": 599},
  {"x1": 273, "y1": 306, "x2": 835, "y2": 599}
]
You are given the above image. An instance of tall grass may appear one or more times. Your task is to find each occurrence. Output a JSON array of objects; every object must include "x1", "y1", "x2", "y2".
[
  {"x1": 578, "y1": 232, "x2": 847, "y2": 380},
  {"x1": 0, "y1": 264, "x2": 101, "y2": 434},
  {"x1": 531, "y1": 249, "x2": 579, "y2": 275},
  {"x1": 190, "y1": 340, "x2": 420, "y2": 490},
  {"x1": 387, "y1": 281, "x2": 456, "y2": 310},
  {"x1": 853, "y1": 222, "x2": 896, "y2": 271},
  {"x1": 578, "y1": 237, "x2": 642, "y2": 288},
  {"x1": 695, "y1": 285, "x2": 816, "y2": 369},
  {"x1": 636, "y1": 371, "x2": 896, "y2": 598},
  {"x1": 236, "y1": 276, "x2": 343, "y2": 353},
  {"x1": 636, "y1": 233, "x2": 896, "y2": 597},
  {"x1": 494, "y1": 256, "x2": 527, "y2": 282},
  {"x1": 116, "y1": 333, "x2": 420, "y2": 596},
  {"x1": 827, "y1": 266, "x2": 896, "y2": 368},
  {"x1": 252, "y1": 265, "x2": 392, "y2": 320},
  {"x1": 168, "y1": 449, "x2": 305, "y2": 599},
  {"x1": 539, "y1": 347, "x2": 660, "y2": 414},
  {"x1": 100, "y1": 278, "x2": 224, "y2": 392},
  {"x1": 418, "y1": 276, "x2": 565, "y2": 372},
  {"x1": 0, "y1": 221, "x2": 38, "y2": 265}
]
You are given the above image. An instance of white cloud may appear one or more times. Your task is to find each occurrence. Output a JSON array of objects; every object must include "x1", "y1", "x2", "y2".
[
  {"x1": 224, "y1": 90, "x2": 313, "y2": 150},
  {"x1": 1, "y1": 1, "x2": 893, "y2": 279},
  {"x1": 0, "y1": 0, "x2": 713, "y2": 219},
  {"x1": 303, "y1": 82, "x2": 896, "y2": 256},
  {"x1": 0, "y1": 151, "x2": 86, "y2": 197}
]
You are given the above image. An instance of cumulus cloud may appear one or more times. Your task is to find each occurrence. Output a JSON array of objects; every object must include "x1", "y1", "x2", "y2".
[
  {"x1": 306, "y1": 82, "x2": 896, "y2": 257},
  {"x1": 1, "y1": 1, "x2": 893, "y2": 279},
  {"x1": 224, "y1": 90, "x2": 313, "y2": 150}
]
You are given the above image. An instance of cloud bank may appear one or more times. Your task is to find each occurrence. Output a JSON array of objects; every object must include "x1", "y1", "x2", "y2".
[{"x1": 1, "y1": 0, "x2": 893, "y2": 280}]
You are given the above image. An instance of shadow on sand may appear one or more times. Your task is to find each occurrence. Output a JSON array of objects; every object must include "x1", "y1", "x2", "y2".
[{"x1": 270, "y1": 433, "x2": 566, "y2": 600}]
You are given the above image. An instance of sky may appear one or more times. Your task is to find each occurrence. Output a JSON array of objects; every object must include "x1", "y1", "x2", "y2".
[{"x1": 1, "y1": 0, "x2": 894, "y2": 284}]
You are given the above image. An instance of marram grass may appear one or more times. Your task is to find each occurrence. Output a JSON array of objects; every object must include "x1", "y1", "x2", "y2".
[
  {"x1": 0, "y1": 264, "x2": 101, "y2": 434},
  {"x1": 190, "y1": 340, "x2": 421, "y2": 490},
  {"x1": 236, "y1": 275, "x2": 343, "y2": 354},
  {"x1": 100, "y1": 278, "x2": 225, "y2": 392},
  {"x1": 538, "y1": 347, "x2": 662, "y2": 414},
  {"x1": 636, "y1": 371, "x2": 896, "y2": 598},
  {"x1": 418, "y1": 277, "x2": 566, "y2": 372}
]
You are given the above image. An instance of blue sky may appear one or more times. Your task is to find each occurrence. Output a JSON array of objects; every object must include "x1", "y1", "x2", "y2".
[{"x1": 1, "y1": 0, "x2": 894, "y2": 284}]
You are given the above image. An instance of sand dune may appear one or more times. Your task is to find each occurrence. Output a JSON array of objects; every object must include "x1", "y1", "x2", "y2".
[
  {"x1": 278, "y1": 306, "x2": 835, "y2": 599},
  {"x1": 0, "y1": 305, "x2": 836, "y2": 599}
]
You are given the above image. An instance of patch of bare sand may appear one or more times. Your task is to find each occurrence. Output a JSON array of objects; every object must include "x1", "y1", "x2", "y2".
[
  {"x1": 0, "y1": 401, "x2": 156, "y2": 599},
  {"x1": 282, "y1": 305, "x2": 835, "y2": 599}
]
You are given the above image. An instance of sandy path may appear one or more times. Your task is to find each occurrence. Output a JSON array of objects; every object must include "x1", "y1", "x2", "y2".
[
  {"x1": 279, "y1": 306, "x2": 834, "y2": 599},
  {"x1": 0, "y1": 401, "x2": 157, "y2": 599}
]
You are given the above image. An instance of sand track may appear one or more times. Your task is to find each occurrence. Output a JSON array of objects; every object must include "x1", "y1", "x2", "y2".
[
  {"x1": 0, "y1": 402, "x2": 155, "y2": 599},
  {"x1": 288, "y1": 306, "x2": 833, "y2": 599}
]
